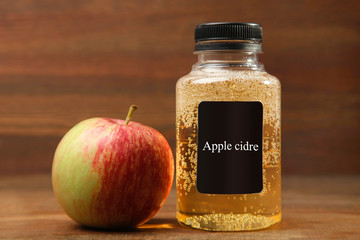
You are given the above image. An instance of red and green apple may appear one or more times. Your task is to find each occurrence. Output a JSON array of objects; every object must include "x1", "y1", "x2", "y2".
[{"x1": 52, "y1": 105, "x2": 174, "y2": 229}]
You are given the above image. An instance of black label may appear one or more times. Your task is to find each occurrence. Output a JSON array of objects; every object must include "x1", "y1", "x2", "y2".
[{"x1": 197, "y1": 101, "x2": 263, "y2": 194}]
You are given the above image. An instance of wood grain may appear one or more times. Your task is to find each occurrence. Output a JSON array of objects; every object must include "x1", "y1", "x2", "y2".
[
  {"x1": 0, "y1": 0, "x2": 359, "y2": 174},
  {"x1": 0, "y1": 174, "x2": 359, "y2": 239}
]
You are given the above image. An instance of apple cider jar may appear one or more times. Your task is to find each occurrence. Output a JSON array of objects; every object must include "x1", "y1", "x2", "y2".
[{"x1": 176, "y1": 23, "x2": 281, "y2": 231}]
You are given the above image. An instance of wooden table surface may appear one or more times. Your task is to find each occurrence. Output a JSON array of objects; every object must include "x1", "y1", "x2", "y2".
[{"x1": 0, "y1": 174, "x2": 359, "y2": 239}]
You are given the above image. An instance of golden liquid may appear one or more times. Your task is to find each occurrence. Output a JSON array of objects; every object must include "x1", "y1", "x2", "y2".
[{"x1": 176, "y1": 69, "x2": 281, "y2": 231}]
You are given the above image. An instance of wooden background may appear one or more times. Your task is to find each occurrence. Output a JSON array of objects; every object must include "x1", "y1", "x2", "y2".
[{"x1": 0, "y1": 0, "x2": 359, "y2": 175}]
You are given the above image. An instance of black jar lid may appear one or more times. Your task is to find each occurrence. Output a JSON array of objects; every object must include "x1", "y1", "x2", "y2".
[{"x1": 194, "y1": 22, "x2": 263, "y2": 52}]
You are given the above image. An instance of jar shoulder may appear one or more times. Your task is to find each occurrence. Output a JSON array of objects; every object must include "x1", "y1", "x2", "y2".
[
  {"x1": 177, "y1": 69, "x2": 280, "y2": 89},
  {"x1": 264, "y1": 72, "x2": 281, "y2": 88}
]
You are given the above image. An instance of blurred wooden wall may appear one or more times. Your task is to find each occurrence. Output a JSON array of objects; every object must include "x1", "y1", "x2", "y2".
[{"x1": 0, "y1": 0, "x2": 359, "y2": 175}]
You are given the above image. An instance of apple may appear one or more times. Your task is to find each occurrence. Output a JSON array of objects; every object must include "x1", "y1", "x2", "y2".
[{"x1": 52, "y1": 105, "x2": 174, "y2": 229}]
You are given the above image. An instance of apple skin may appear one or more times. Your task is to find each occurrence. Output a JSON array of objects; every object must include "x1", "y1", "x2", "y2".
[{"x1": 52, "y1": 117, "x2": 174, "y2": 229}]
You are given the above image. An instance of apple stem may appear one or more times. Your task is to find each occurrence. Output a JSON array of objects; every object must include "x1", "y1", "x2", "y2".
[{"x1": 125, "y1": 105, "x2": 138, "y2": 125}]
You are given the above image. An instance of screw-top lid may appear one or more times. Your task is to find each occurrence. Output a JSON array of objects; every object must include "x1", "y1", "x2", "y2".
[{"x1": 194, "y1": 22, "x2": 263, "y2": 52}]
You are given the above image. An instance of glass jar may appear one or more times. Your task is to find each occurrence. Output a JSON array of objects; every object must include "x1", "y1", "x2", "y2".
[{"x1": 176, "y1": 22, "x2": 281, "y2": 231}]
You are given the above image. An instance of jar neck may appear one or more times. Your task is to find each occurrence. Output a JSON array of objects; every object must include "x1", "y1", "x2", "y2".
[{"x1": 194, "y1": 50, "x2": 264, "y2": 71}]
